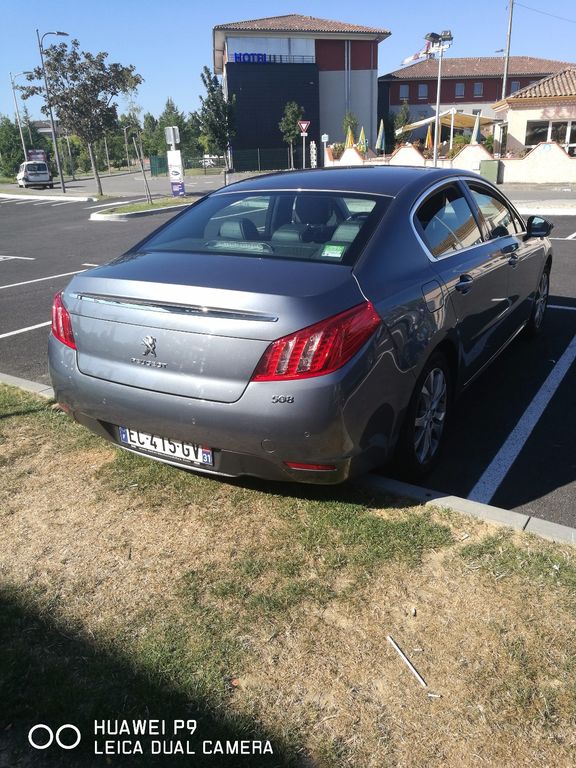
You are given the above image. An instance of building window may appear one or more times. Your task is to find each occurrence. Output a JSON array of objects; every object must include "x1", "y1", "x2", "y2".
[
  {"x1": 525, "y1": 120, "x2": 576, "y2": 153},
  {"x1": 473, "y1": 82, "x2": 483, "y2": 97},
  {"x1": 510, "y1": 81, "x2": 521, "y2": 93},
  {"x1": 525, "y1": 121, "x2": 549, "y2": 146},
  {"x1": 455, "y1": 82, "x2": 465, "y2": 98},
  {"x1": 418, "y1": 83, "x2": 428, "y2": 100},
  {"x1": 399, "y1": 84, "x2": 409, "y2": 100}
]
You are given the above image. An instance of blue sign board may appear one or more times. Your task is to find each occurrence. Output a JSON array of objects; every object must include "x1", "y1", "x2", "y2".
[{"x1": 171, "y1": 181, "x2": 186, "y2": 197}]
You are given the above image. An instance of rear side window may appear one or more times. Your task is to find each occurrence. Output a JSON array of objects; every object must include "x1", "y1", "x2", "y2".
[
  {"x1": 466, "y1": 183, "x2": 524, "y2": 238},
  {"x1": 415, "y1": 185, "x2": 483, "y2": 258},
  {"x1": 140, "y1": 191, "x2": 389, "y2": 265}
]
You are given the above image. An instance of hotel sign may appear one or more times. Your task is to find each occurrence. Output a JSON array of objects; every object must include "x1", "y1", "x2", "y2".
[{"x1": 233, "y1": 53, "x2": 268, "y2": 63}]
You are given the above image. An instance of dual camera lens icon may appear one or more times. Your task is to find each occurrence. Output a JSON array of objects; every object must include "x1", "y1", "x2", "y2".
[{"x1": 28, "y1": 724, "x2": 81, "y2": 750}]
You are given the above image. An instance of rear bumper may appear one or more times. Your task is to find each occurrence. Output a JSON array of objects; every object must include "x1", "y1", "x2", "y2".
[{"x1": 49, "y1": 333, "x2": 408, "y2": 485}]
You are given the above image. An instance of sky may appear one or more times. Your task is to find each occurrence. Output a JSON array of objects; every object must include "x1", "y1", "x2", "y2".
[{"x1": 2, "y1": 0, "x2": 576, "y2": 123}]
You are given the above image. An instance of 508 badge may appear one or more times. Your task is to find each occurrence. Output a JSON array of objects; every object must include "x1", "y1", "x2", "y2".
[{"x1": 271, "y1": 396, "x2": 294, "y2": 404}]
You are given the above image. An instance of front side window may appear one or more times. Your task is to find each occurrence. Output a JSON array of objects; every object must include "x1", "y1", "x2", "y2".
[
  {"x1": 418, "y1": 83, "x2": 428, "y2": 99},
  {"x1": 466, "y1": 184, "x2": 522, "y2": 238},
  {"x1": 415, "y1": 186, "x2": 483, "y2": 258},
  {"x1": 473, "y1": 82, "x2": 484, "y2": 97},
  {"x1": 136, "y1": 191, "x2": 389, "y2": 266}
]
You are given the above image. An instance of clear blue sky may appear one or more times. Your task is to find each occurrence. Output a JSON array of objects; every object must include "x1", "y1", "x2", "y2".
[{"x1": 2, "y1": 0, "x2": 576, "y2": 122}]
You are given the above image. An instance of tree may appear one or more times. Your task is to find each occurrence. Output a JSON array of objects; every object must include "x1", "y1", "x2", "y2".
[
  {"x1": 394, "y1": 100, "x2": 413, "y2": 142},
  {"x1": 21, "y1": 39, "x2": 142, "y2": 195},
  {"x1": 342, "y1": 111, "x2": 358, "y2": 140},
  {"x1": 196, "y1": 66, "x2": 234, "y2": 168},
  {"x1": 0, "y1": 116, "x2": 23, "y2": 177},
  {"x1": 279, "y1": 101, "x2": 304, "y2": 169}
]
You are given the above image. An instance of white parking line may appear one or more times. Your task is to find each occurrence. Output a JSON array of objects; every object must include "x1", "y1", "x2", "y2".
[
  {"x1": 468, "y1": 333, "x2": 576, "y2": 505},
  {"x1": 0, "y1": 255, "x2": 35, "y2": 261},
  {"x1": 567, "y1": 231, "x2": 576, "y2": 240},
  {"x1": 0, "y1": 270, "x2": 85, "y2": 291},
  {"x1": 0, "y1": 321, "x2": 51, "y2": 340}
]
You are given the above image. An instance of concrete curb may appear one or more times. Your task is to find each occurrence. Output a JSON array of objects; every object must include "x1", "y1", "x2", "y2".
[
  {"x1": 357, "y1": 476, "x2": 576, "y2": 547},
  {"x1": 0, "y1": 372, "x2": 54, "y2": 400},
  {"x1": 0, "y1": 192, "x2": 98, "y2": 203},
  {"x1": 90, "y1": 202, "x2": 194, "y2": 222},
  {"x1": 1, "y1": 371, "x2": 575, "y2": 548},
  {"x1": 516, "y1": 205, "x2": 576, "y2": 216}
]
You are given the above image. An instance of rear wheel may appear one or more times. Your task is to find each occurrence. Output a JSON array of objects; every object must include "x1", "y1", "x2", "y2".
[
  {"x1": 526, "y1": 266, "x2": 550, "y2": 336},
  {"x1": 396, "y1": 353, "x2": 452, "y2": 481}
]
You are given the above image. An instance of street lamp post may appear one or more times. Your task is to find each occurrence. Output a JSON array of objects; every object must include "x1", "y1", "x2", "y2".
[
  {"x1": 425, "y1": 30, "x2": 453, "y2": 168},
  {"x1": 9, "y1": 71, "x2": 33, "y2": 161},
  {"x1": 36, "y1": 29, "x2": 69, "y2": 193}
]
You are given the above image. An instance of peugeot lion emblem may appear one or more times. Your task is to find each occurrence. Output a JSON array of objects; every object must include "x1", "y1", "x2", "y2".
[{"x1": 142, "y1": 335, "x2": 157, "y2": 357}]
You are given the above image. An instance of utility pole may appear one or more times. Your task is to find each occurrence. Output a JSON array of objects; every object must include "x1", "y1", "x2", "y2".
[{"x1": 502, "y1": 0, "x2": 515, "y2": 99}]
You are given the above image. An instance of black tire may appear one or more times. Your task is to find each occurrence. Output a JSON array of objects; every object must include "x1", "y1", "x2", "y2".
[
  {"x1": 395, "y1": 352, "x2": 452, "y2": 481},
  {"x1": 526, "y1": 266, "x2": 550, "y2": 337}
]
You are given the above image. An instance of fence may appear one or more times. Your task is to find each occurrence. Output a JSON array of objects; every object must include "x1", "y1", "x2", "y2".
[{"x1": 150, "y1": 147, "x2": 312, "y2": 176}]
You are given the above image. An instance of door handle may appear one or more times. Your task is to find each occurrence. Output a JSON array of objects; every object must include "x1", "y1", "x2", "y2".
[{"x1": 455, "y1": 274, "x2": 474, "y2": 294}]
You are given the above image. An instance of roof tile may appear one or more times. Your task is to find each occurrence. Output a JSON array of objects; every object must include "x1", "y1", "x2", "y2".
[
  {"x1": 382, "y1": 56, "x2": 574, "y2": 80},
  {"x1": 507, "y1": 67, "x2": 576, "y2": 99},
  {"x1": 214, "y1": 14, "x2": 389, "y2": 36}
]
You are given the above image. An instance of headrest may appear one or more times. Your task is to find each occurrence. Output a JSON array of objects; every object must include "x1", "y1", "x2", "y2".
[{"x1": 294, "y1": 196, "x2": 333, "y2": 226}]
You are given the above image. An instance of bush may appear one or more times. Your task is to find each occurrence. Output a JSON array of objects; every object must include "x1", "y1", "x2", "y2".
[{"x1": 331, "y1": 143, "x2": 345, "y2": 160}]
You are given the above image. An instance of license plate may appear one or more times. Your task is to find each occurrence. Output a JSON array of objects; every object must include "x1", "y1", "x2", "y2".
[{"x1": 119, "y1": 427, "x2": 213, "y2": 467}]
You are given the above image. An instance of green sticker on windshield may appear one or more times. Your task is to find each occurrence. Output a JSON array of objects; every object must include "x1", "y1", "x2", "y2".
[{"x1": 320, "y1": 244, "x2": 347, "y2": 260}]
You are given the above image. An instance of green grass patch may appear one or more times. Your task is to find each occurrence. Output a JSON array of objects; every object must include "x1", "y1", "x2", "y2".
[{"x1": 461, "y1": 530, "x2": 576, "y2": 592}]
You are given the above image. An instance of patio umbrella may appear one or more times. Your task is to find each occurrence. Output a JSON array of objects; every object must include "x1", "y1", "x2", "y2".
[
  {"x1": 375, "y1": 118, "x2": 386, "y2": 154},
  {"x1": 358, "y1": 126, "x2": 367, "y2": 154},
  {"x1": 470, "y1": 112, "x2": 481, "y2": 145},
  {"x1": 425, "y1": 123, "x2": 433, "y2": 150},
  {"x1": 344, "y1": 126, "x2": 355, "y2": 149}
]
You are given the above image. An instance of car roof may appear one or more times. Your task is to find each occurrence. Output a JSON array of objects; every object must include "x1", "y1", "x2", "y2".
[{"x1": 215, "y1": 165, "x2": 480, "y2": 198}]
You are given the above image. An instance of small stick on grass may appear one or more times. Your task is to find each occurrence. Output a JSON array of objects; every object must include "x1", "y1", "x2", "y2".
[{"x1": 387, "y1": 635, "x2": 428, "y2": 688}]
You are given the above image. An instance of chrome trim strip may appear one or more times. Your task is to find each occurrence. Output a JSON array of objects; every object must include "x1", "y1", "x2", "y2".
[{"x1": 72, "y1": 293, "x2": 279, "y2": 322}]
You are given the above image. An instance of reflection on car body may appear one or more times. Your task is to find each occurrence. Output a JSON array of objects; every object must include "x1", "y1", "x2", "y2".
[{"x1": 49, "y1": 166, "x2": 553, "y2": 484}]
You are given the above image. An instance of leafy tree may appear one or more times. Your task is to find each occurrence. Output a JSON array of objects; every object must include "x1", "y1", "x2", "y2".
[
  {"x1": 0, "y1": 116, "x2": 24, "y2": 177},
  {"x1": 394, "y1": 100, "x2": 413, "y2": 142},
  {"x1": 21, "y1": 38, "x2": 142, "y2": 195},
  {"x1": 342, "y1": 111, "x2": 358, "y2": 140},
  {"x1": 196, "y1": 66, "x2": 234, "y2": 168},
  {"x1": 279, "y1": 101, "x2": 304, "y2": 169}
]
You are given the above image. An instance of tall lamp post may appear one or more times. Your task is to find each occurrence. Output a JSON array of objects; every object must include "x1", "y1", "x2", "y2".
[
  {"x1": 425, "y1": 30, "x2": 453, "y2": 167},
  {"x1": 36, "y1": 29, "x2": 69, "y2": 193},
  {"x1": 10, "y1": 71, "x2": 33, "y2": 161}
]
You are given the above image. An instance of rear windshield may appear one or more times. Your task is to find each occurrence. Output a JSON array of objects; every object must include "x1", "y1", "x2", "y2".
[
  {"x1": 26, "y1": 163, "x2": 48, "y2": 172},
  {"x1": 139, "y1": 191, "x2": 390, "y2": 265}
]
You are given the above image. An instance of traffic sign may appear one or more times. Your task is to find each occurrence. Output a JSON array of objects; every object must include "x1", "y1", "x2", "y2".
[{"x1": 298, "y1": 120, "x2": 310, "y2": 133}]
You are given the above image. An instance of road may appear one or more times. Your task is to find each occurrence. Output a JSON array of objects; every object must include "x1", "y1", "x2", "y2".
[{"x1": 0, "y1": 196, "x2": 574, "y2": 526}]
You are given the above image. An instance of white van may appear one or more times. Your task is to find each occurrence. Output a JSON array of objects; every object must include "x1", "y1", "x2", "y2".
[{"x1": 16, "y1": 161, "x2": 53, "y2": 189}]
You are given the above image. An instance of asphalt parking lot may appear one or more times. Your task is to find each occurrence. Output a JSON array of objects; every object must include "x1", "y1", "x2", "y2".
[{"x1": 0, "y1": 193, "x2": 574, "y2": 527}]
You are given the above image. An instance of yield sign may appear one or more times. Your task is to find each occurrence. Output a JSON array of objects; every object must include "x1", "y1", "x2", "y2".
[{"x1": 297, "y1": 120, "x2": 310, "y2": 133}]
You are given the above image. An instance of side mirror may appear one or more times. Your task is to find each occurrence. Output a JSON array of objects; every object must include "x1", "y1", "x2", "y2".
[{"x1": 526, "y1": 215, "x2": 553, "y2": 238}]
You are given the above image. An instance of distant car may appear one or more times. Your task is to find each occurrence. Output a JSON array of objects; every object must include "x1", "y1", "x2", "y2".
[
  {"x1": 49, "y1": 166, "x2": 552, "y2": 484},
  {"x1": 16, "y1": 160, "x2": 53, "y2": 189},
  {"x1": 199, "y1": 158, "x2": 216, "y2": 168}
]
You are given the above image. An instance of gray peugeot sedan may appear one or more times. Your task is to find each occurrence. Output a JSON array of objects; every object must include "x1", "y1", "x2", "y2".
[{"x1": 49, "y1": 166, "x2": 552, "y2": 484}]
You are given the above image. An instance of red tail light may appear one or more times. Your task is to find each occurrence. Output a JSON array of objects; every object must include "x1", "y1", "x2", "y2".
[
  {"x1": 251, "y1": 302, "x2": 381, "y2": 381},
  {"x1": 51, "y1": 291, "x2": 76, "y2": 349}
]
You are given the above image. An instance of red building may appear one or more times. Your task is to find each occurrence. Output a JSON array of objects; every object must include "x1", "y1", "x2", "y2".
[{"x1": 379, "y1": 56, "x2": 574, "y2": 130}]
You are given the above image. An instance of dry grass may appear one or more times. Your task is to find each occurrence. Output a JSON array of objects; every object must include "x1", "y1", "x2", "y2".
[{"x1": 1, "y1": 384, "x2": 576, "y2": 767}]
